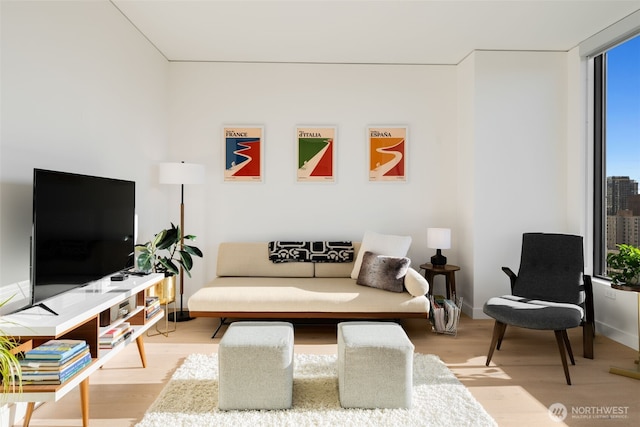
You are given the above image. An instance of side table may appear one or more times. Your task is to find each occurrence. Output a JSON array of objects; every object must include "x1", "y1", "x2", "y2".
[
  {"x1": 609, "y1": 283, "x2": 640, "y2": 380},
  {"x1": 420, "y1": 263, "x2": 460, "y2": 300}
]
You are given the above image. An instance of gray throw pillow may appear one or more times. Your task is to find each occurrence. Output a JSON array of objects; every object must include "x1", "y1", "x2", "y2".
[{"x1": 356, "y1": 251, "x2": 410, "y2": 293}]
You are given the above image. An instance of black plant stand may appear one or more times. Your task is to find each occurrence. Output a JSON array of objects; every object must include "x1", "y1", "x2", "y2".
[
  {"x1": 169, "y1": 293, "x2": 193, "y2": 322},
  {"x1": 169, "y1": 311, "x2": 193, "y2": 322}
]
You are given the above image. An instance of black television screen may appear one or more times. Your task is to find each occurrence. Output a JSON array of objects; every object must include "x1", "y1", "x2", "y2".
[{"x1": 31, "y1": 169, "x2": 135, "y2": 305}]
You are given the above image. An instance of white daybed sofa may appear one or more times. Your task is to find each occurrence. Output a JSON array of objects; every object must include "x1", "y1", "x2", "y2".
[{"x1": 188, "y1": 241, "x2": 430, "y2": 335}]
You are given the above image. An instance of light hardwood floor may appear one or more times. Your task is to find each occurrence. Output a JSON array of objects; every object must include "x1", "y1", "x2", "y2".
[{"x1": 21, "y1": 315, "x2": 639, "y2": 427}]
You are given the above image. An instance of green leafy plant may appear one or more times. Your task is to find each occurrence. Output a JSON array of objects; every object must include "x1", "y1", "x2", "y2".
[
  {"x1": 606, "y1": 244, "x2": 640, "y2": 286},
  {"x1": 135, "y1": 223, "x2": 203, "y2": 277},
  {"x1": 1, "y1": 296, "x2": 22, "y2": 396}
]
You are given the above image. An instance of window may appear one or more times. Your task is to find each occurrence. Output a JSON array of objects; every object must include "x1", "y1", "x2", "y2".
[{"x1": 594, "y1": 34, "x2": 640, "y2": 278}]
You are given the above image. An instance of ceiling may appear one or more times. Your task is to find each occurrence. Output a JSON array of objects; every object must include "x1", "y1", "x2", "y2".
[{"x1": 110, "y1": 0, "x2": 640, "y2": 65}]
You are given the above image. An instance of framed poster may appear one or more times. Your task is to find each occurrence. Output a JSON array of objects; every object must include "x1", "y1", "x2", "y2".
[
  {"x1": 296, "y1": 126, "x2": 336, "y2": 182},
  {"x1": 367, "y1": 126, "x2": 407, "y2": 182},
  {"x1": 223, "y1": 126, "x2": 264, "y2": 182}
]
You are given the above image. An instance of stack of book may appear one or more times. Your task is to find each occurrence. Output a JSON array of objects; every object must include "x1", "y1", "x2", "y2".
[
  {"x1": 430, "y1": 295, "x2": 463, "y2": 336},
  {"x1": 145, "y1": 296, "x2": 160, "y2": 319},
  {"x1": 99, "y1": 322, "x2": 133, "y2": 349},
  {"x1": 20, "y1": 339, "x2": 91, "y2": 385}
]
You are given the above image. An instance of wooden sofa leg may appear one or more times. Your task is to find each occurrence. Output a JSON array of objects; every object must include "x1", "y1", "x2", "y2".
[
  {"x1": 554, "y1": 330, "x2": 572, "y2": 385},
  {"x1": 486, "y1": 321, "x2": 506, "y2": 366}
]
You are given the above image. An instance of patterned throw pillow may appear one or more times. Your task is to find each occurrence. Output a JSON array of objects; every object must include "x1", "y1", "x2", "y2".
[{"x1": 268, "y1": 241, "x2": 354, "y2": 263}]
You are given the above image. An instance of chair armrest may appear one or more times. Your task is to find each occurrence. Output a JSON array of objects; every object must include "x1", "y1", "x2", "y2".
[
  {"x1": 582, "y1": 274, "x2": 595, "y2": 359},
  {"x1": 583, "y1": 275, "x2": 595, "y2": 325},
  {"x1": 502, "y1": 267, "x2": 517, "y2": 292}
]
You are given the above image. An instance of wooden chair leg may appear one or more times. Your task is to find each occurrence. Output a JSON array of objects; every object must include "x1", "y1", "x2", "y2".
[
  {"x1": 554, "y1": 330, "x2": 572, "y2": 385},
  {"x1": 562, "y1": 330, "x2": 575, "y2": 365},
  {"x1": 496, "y1": 322, "x2": 507, "y2": 350},
  {"x1": 583, "y1": 321, "x2": 594, "y2": 359},
  {"x1": 486, "y1": 321, "x2": 507, "y2": 366}
]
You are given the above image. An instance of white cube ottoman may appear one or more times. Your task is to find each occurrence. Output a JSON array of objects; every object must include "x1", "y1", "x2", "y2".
[
  {"x1": 218, "y1": 321, "x2": 294, "y2": 410},
  {"x1": 337, "y1": 321, "x2": 414, "y2": 409}
]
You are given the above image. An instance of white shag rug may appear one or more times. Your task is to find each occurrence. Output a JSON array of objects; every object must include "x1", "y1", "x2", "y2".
[{"x1": 136, "y1": 353, "x2": 497, "y2": 427}]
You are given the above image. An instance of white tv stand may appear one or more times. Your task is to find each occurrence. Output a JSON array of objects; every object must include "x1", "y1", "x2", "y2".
[{"x1": 0, "y1": 273, "x2": 164, "y2": 427}]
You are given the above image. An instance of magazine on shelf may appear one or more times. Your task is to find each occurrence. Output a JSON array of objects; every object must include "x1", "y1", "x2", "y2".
[
  {"x1": 145, "y1": 306, "x2": 161, "y2": 319},
  {"x1": 102, "y1": 322, "x2": 131, "y2": 339},
  {"x1": 20, "y1": 347, "x2": 90, "y2": 370},
  {"x1": 23, "y1": 339, "x2": 88, "y2": 362},
  {"x1": 146, "y1": 296, "x2": 159, "y2": 306},
  {"x1": 99, "y1": 329, "x2": 133, "y2": 349},
  {"x1": 21, "y1": 350, "x2": 92, "y2": 384}
]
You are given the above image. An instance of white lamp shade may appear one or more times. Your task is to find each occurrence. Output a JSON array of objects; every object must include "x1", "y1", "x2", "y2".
[
  {"x1": 427, "y1": 228, "x2": 451, "y2": 249},
  {"x1": 159, "y1": 162, "x2": 205, "y2": 185}
]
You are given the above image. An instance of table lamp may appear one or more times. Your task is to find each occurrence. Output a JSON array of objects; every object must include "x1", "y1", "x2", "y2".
[
  {"x1": 427, "y1": 228, "x2": 451, "y2": 266},
  {"x1": 159, "y1": 161, "x2": 205, "y2": 322}
]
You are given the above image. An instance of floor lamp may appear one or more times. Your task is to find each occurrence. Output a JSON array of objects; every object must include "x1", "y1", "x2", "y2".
[{"x1": 159, "y1": 161, "x2": 205, "y2": 322}]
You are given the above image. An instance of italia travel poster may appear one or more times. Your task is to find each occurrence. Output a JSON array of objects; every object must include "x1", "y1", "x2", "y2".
[
  {"x1": 367, "y1": 126, "x2": 407, "y2": 182},
  {"x1": 296, "y1": 127, "x2": 336, "y2": 182},
  {"x1": 224, "y1": 126, "x2": 263, "y2": 182}
]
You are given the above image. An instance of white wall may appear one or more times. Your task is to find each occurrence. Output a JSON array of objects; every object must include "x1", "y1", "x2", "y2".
[
  {"x1": 167, "y1": 62, "x2": 459, "y2": 301},
  {"x1": 0, "y1": 1, "x2": 170, "y2": 313},
  {"x1": 457, "y1": 50, "x2": 571, "y2": 316},
  {"x1": 456, "y1": 52, "x2": 476, "y2": 312}
]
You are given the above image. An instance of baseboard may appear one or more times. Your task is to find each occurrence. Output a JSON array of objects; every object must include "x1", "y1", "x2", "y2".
[
  {"x1": 595, "y1": 320, "x2": 638, "y2": 351},
  {"x1": 463, "y1": 302, "x2": 490, "y2": 320}
]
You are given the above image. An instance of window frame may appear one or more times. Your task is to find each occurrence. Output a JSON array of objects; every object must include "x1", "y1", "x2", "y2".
[
  {"x1": 591, "y1": 34, "x2": 640, "y2": 280},
  {"x1": 593, "y1": 53, "x2": 606, "y2": 279}
]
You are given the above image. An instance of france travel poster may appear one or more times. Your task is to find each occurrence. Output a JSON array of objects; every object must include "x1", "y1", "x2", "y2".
[
  {"x1": 367, "y1": 126, "x2": 407, "y2": 182},
  {"x1": 296, "y1": 127, "x2": 336, "y2": 182},
  {"x1": 224, "y1": 126, "x2": 263, "y2": 182}
]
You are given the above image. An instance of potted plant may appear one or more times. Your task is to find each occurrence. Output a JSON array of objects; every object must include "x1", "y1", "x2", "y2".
[
  {"x1": 606, "y1": 244, "x2": 640, "y2": 286},
  {"x1": 135, "y1": 223, "x2": 203, "y2": 278},
  {"x1": 1, "y1": 297, "x2": 22, "y2": 396},
  {"x1": 134, "y1": 223, "x2": 203, "y2": 308}
]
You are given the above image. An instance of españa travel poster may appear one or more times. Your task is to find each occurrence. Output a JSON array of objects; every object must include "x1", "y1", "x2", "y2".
[{"x1": 367, "y1": 126, "x2": 407, "y2": 182}]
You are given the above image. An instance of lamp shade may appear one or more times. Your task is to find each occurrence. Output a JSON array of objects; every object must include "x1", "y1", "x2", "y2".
[
  {"x1": 159, "y1": 162, "x2": 204, "y2": 185},
  {"x1": 427, "y1": 228, "x2": 451, "y2": 249}
]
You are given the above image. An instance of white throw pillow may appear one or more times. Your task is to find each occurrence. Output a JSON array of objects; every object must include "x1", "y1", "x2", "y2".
[
  {"x1": 350, "y1": 231, "x2": 412, "y2": 279},
  {"x1": 404, "y1": 267, "x2": 430, "y2": 297}
]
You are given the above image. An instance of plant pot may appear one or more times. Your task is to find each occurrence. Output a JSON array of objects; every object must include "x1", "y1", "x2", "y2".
[
  {"x1": 627, "y1": 276, "x2": 640, "y2": 286},
  {"x1": 147, "y1": 275, "x2": 176, "y2": 305}
]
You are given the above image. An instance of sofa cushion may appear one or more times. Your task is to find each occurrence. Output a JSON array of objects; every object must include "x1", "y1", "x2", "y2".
[
  {"x1": 188, "y1": 276, "x2": 429, "y2": 314},
  {"x1": 403, "y1": 267, "x2": 430, "y2": 297},
  {"x1": 217, "y1": 242, "x2": 314, "y2": 277},
  {"x1": 356, "y1": 251, "x2": 410, "y2": 293},
  {"x1": 315, "y1": 243, "x2": 361, "y2": 277},
  {"x1": 350, "y1": 231, "x2": 412, "y2": 279}
]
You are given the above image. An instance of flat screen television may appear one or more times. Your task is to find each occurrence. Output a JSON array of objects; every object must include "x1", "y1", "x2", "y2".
[{"x1": 31, "y1": 169, "x2": 135, "y2": 308}]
